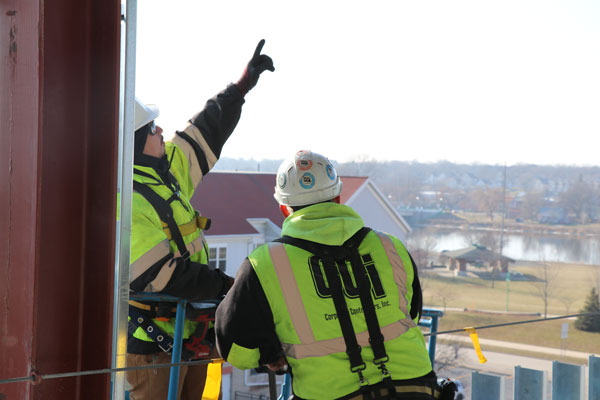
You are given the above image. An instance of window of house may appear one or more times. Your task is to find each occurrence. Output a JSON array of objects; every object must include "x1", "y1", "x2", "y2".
[{"x1": 209, "y1": 246, "x2": 227, "y2": 272}]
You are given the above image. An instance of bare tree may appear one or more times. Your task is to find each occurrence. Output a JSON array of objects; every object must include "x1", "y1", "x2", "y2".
[
  {"x1": 436, "y1": 283, "x2": 458, "y2": 312},
  {"x1": 337, "y1": 155, "x2": 381, "y2": 178},
  {"x1": 406, "y1": 229, "x2": 438, "y2": 297},
  {"x1": 521, "y1": 191, "x2": 547, "y2": 221},
  {"x1": 406, "y1": 230, "x2": 438, "y2": 269},
  {"x1": 433, "y1": 342, "x2": 463, "y2": 374},
  {"x1": 558, "y1": 294, "x2": 576, "y2": 315},
  {"x1": 531, "y1": 261, "x2": 559, "y2": 318},
  {"x1": 559, "y1": 177, "x2": 597, "y2": 223},
  {"x1": 472, "y1": 186, "x2": 503, "y2": 221}
]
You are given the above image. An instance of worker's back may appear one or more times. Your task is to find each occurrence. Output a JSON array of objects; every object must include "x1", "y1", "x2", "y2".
[{"x1": 248, "y1": 203, "x2": 434, "y2": 399}]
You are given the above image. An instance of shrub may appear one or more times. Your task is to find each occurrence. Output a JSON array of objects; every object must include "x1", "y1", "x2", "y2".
[{"x1": 575, "y1": 288, "x2": 600, "y2": 332}]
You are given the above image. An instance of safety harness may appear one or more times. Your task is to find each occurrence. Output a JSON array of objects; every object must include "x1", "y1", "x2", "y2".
[
  {"x1": 275, "y1": 229, "x2": 449, "y2": 400},
  {"x1": 129, "y1": 173, "x2": 214, "y2": 359},
  {"x1": 275, "y1": 227, "x2": 399, "y2": 399},
  {"x1": 132, "y1": 170, "x2": 210, "y2": 261}
]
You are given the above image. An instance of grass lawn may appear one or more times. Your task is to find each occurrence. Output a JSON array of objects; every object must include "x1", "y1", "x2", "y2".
[
  {"x1": 419, "y1": 262, "x2": 600, "y2": 357},
  {"x1": 422, "y1": 262, "x2": 600, "y2": 316},
  {"x1": 433, "y1": 310, "x2": 600, "y2": 355}
]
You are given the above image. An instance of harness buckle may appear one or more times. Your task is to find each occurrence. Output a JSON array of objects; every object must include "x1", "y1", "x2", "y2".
[
  {"x1": 350, "y1": 362, "x2": 367, "y2": 373},
  {"x1": 378, "y1": 363, "x2": 391, "y2": 379},
  {"x1": 157, "y1": 342, "x2": 173, "y2": 354},
  {"x1": 181, "y1": 250, "x2": 191, "y2": 261},
  {"x1": 373, "y1": 355, "x2": 389, "y2": 365},
  {"x1": 357, "y1": 370, "x2": 369, "y2": 387}
]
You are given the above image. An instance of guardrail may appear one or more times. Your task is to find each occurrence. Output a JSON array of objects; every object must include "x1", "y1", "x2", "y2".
[{"x1": 471, "y1": 356, "x2": 600, "y2": 400}]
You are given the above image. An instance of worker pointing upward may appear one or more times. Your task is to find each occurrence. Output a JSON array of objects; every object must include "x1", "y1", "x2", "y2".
[
  {"x1": 127, "y1": 40, "x2": 274, "y2": 400},
  {"x1": 216, "y1": 150, "x2": 457, "y2": 399}
]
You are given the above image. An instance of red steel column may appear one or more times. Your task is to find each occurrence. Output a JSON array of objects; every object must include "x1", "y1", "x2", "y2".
[
  {"x1": 0, "y1": 2, "x2": 41, "y2": 399},
  {"x1": 0, "y1": 0, "x2": 121, "y2": 399}
]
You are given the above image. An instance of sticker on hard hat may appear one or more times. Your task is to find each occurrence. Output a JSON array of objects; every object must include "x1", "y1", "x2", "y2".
[
  {"x1": 326, "y1": 165, "x2": 335, "y2": 180},
  {"x1": 299, "y1": 173, "x2": 315, "y2": 189},
  {"x1": 297, "y1": 159, "x2": 313, "y2": 171},
  {"x1": 278, "y1": 173, "x2": 287, "y2": 189}
]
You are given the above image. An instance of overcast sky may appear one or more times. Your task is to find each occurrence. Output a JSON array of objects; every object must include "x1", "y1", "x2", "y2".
[{"x1": 135, "y1": 0, "x2": 600, "y2": 167}]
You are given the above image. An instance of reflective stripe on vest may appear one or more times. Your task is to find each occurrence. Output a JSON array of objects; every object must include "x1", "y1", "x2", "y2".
[
  {"x1": 131, "y1": 239, "x2": 171, "y2": 282},
  {"x1": 131, "y1": 234, "x2": 206, "y2": 292},
  {"x1": 374, "y1": 231, "x2": 412, "y2": 320},
  {"x1": 267, "y1": 232, "x2": 416, "y2": 360}
]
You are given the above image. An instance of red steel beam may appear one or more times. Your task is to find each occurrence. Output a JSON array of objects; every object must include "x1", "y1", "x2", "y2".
[{"x1": 0, "y1": 0, "x2": 121, "y2": 398}]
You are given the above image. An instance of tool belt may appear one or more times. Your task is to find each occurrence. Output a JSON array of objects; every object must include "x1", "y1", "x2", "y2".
[
  {"x1": 128, "y1": 301, "x2": 217, "y2": 360},
  {"x1": 344, "y1": 381, "x2": 441, "y2": 400},
  {"x1": 336, "y1": 373, "x2": 454, "y2": 400}
]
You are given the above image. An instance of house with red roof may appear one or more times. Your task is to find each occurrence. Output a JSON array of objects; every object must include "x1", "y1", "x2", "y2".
[{"x1": 190, "y1": 171, "x2": 411, "y2": 278}]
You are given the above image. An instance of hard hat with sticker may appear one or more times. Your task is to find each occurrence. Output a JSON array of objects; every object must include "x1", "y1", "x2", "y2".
[{"x1": 274, "y1": 150, "x2": 343, "y2": 207}]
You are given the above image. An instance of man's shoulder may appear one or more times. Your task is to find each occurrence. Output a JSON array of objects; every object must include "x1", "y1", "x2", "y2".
[
  {"x1": 248, "y1": 243, "x2": 272, "y2": 259},
  {"x1": 365, "y1": 229, "x2": 408, "y2": 249}
]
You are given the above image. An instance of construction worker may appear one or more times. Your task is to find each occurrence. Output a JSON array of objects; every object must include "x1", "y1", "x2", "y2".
[
  {"x1": 126, "y1": 40, "x2": 274, "y2": 400},
  {"x1": 215, "y1": 150, "x2": 453, "y2": 399}
]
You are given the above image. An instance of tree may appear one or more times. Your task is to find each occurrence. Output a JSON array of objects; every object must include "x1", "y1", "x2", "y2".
[
  {"x1": 558, "y1": 295, "x2": 576, "y2": 315},
  {"x1": 472, "y1": 186, "x2": 503, "y2": 221},
  {"x1": 406, "y1": 229, "x2": 438, "y2": 297},
  {"x1": 521, "y1": 191, "x2": 546, "y2": 221},
  {"x1": 531, "y1": 262, "x2": 559, "y2": 318},
  {"x1": 575, "y1": 288, "x2": 600, "y2": 332},
  {"x1": 436, "y1": 283, "x2": 458, "y2": 312},
  {"x1": 559, "y1": 176, "x2": 597, "y2": 223}
]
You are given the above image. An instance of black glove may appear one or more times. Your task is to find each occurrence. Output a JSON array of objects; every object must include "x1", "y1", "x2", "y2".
[{"x1": 236, "y1": 39, "x2": 275, "y2": 96}]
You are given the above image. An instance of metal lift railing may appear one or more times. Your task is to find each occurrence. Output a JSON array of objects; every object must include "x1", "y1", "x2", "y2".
[
  {"x1": 420, "y1": 307, "x2": 444, "y2": 368},
  {"x1": 121, "y1": 298, "x2": 444, "y2": 400},
  {"x1": 126, "y1": 293, "x2": 188, "y2": 400}
]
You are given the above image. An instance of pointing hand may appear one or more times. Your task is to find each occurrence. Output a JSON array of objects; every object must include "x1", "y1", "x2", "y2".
[{"x1": 237, "y1": 39, "x2": 275, "y2": 96}]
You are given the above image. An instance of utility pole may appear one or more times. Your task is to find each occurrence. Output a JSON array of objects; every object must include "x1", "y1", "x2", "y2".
[{"x1": 499, "y1": 164, "x2": 509, "y2": 311}]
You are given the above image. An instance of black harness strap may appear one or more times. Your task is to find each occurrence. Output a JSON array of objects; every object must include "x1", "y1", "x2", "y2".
[
  {"x1": 323, "y1": 256, "x2": 366, "y2": 375},
  {"x1": 275, "y1": 228, "x2": 393, "y2": 397},
  {"x1": 133, "y1": 181, "x2": 190, "y2": 261},
  {"x1": 129, "y1": 306, "x2": 174, "y2": 353}
]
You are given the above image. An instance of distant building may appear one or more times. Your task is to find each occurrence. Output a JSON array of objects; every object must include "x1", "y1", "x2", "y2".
[
  {"x1": 538, "y1": 206, "x2": 568, "y2": 225},
  {"x1": 440, "y1": 244, "x2": 515, "y2": 275}
]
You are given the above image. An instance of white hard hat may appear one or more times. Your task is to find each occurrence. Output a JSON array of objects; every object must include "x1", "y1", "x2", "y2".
[
  {"x1": 274, "y1": 150, "x2": 343, "y2": 207},
  {"x1": 134, "y1": 97, "x2": 160, "y2": 131}
]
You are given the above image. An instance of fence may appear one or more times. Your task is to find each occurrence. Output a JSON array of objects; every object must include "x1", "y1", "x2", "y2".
[{"x1": 471, "y1": 355, "x2": 600, "y2": 400}]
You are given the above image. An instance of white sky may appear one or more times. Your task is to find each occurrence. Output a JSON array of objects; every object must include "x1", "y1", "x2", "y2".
[{"x1": 136, "y1": 0, "x2": 600, "y2": 167}]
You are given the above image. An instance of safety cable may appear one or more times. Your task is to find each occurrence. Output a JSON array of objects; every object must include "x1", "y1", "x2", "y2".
[
  {"x1": 0, "y1": 358, "x2": 221, "y2": 385},
  {"x1": 421, "y1": 310, "x2": 600, "y2": 337},
  {"x1": 1, "y1": 311, "x2": 599, "y2": 386}
]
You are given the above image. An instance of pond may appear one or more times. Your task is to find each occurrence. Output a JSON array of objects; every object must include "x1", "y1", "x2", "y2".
[{"x1": 411, "y1": 227, "x2": 600, "y2": 265}]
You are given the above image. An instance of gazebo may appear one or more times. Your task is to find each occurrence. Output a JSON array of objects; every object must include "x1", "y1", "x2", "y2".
[{"x1": 440, "y1": 244, "x2": 515, "y2": 276}]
